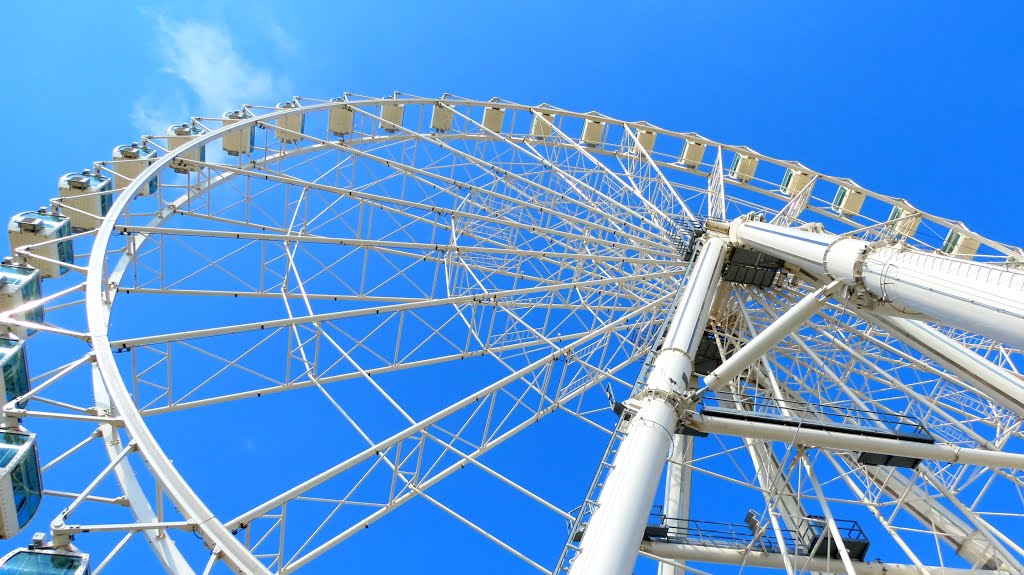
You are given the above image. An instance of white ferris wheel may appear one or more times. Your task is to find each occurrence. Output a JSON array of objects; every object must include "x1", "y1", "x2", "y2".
[{"x1": 0, "y1": 93, "x2": 1021, "y2": 575}]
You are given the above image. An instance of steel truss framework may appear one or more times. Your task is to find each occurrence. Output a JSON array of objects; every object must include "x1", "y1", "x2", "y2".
[{"x1": 0, "y1": 93, "x2": 1021, "y2": 574}]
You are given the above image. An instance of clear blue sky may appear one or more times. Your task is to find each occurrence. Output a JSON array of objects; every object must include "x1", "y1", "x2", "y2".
[
  {"x1": 4, "y1": 1, "x2": 1021, "y2": 250},
  {"x1": 1, "y1": 1, "x2": 1021, "y2": 573}
]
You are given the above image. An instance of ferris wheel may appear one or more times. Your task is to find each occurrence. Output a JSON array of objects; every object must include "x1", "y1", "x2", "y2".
[{"x1": 0, "y1": 92, "x2": 1021, "y2": 575}]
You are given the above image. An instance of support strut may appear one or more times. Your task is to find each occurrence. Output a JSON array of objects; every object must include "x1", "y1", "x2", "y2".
[
  {"x1": 568, "y1": 238, "x2": 727, "y2": 575},
  {"x1": 720, "y1": 218, "x2": 1024, "y2": 350}
]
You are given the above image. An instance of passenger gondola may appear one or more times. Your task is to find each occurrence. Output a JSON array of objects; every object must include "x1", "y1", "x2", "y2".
[
  {"x1": 0, "y1": 431, "x2": 42, "y2": 539},
  {"x1": 0, "y1": 545, "x2": 89, "y2": 575}
]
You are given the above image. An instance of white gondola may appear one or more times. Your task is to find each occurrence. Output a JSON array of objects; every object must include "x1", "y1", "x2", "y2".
[
  {"x1": 274, "y1": 102, "x2": 305, "y2": 143},
  {"x1": 481, "y1": 105, "x2": 504, "y2": 133},
  {"x1": 887, "y1": 202, "x2": 921, "y2": 238},
  {"x1": 379, "y1": 100, "x2": 404, "y2": 133},
  {"x1": 0, "y1": 430, "x2": 42, "y2": 539},
  {"x1": 679, "y1": 139, "x2": 706, "y2": 169},
  {"x1": 111, "y1": 143, "x2": 157, "y2": 196},
  {"x1": 633, "y1": 128, "x2": 656, "y2": 156},
  {"x1": 0, "y1": 546, "x2": 89, "y2": 575},
  {"x1": 0, "y1": 260, "x2": 42, "y2": 338},
  {"x1": 431, "y1": 102, "x2": 454, "y2": 132},
  {"x1": 57, "y1": 170, "x2": 112, "y2": 231},
  {"x1": 941, "y1": 227, "x2": 980, "y2": 259},
  {"x1": 530, "y1": 110, "x2": 555, "y2": 138},
  {"x1": 832, "y1": 184, "x2": 866, "y2": 216},
  {"x1": 166, "y1": 124, "x2": 206, "y2": 173},
  {"x1": 7, "y1": 210, "x2": 73, "y2": 279},
  {"x1": 581, "y1": 117, "x2": 604, "y2": 146},
  {"x1": 780, "y1": 167, "x2": 814, "y2": 196},
  {"x1": 0, "y1": 336, "x2": 28, "y2": 406},
  {"x1": 221, "y1": 110, "x2": 254, "y2": 156},
  {"x1": 328, "y1": 99, "x2": 354, "y2": 137},
  {"x1": 729, "y1": 148, "x2": 759, "y2": 183}
]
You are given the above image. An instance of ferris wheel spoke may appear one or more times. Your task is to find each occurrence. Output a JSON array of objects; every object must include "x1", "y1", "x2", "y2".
[
  {"x1": 824, "y1": 452, "x2": 941, "y2": 572},
  {"x1": 622, "y1": 125, "x2": 695, "y2": 222},
  {"x1": 745, "y1": 336, "x2": 1016, "y2": 569},
  {"x1": 202, "y1": 154, "x2": 676, "y2": 260},
  {"x1": 800, "y1": 299, "x2": 1017, "y2": 436},
  {"x1": 787, "y1": 305, "x2": 1000, "y2": 449},
  {"x1": 704, "y1": 147, "x2": 727, "y2": 221},
  {"x1": 166, "y1": 208, "x2": 297, "y2": 234},
  {"x1": 256, "y1": 114, "x2": 677, "y2": 257},
  {"x1": 857, "y1": 310, "x2": 1024, "y2": 418},
  {"x1": 124, "y1": 257, "x2": 658, "y2": 416},
  {"x1": 368, "y1": 156, "x2": 675, "y2": 260},
  {"x1": 833, "y1": 443, "x2": 1023, "y2": 571},
  {"x1": 111, "y1": 271, "x2": 674, "y2": 349},
  {"x1": 272, "y1": 344, "x2": 637, "y2": 574},
  {"x1": 220, "y1": 297, "x2": 660, "y2": 568},
  {"x1": 715, "y1": 382, "x2": 811, "y2": 544},
  {"x1": 695, "y1": 424, "x2": 1024, "y2": 571},
  {"x1": 919, "y1": 464, "x2": 1024, "y2": 568},
  {"x1": 748, "y1": 287, "x2": 986, "y2": 436},
  {"x1": 696, "y1": 288, "x2": 1024, "y2": 450},
  {"x1": 411, "y1": 145, "x2": 661, "y2": 251},
  {"x1": 411, "y1": 488, "x2": 551, "y2": 573},
  {"x1": 134, "y1": 318, "x2": 637, "y2": 417},
  {"x1": 528, "y1": 112, "x2": 673, "y2": 237},
  {"x1": 796, "y1": 297, "x2": 1009, "y2": 428},
  {"x1": 353, "y1": 101, "x2": 670, "y2": 245},
  {"x1": 441, "y1": 103, "x2": 663, "y2": 244},
  {"x1": 116, "y1": 226, "x2": 667, "y2": 266}
]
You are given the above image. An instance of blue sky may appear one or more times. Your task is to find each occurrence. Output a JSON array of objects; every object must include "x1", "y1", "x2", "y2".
[
  {"x1": 3, "y1": 1, "x2": 1021, "y2": 252},
  {"x1": 1, "y1": 1, "x2": 1022, "y2": 573}
]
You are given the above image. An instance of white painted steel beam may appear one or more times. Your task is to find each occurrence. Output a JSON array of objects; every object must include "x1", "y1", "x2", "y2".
[
  {"x1": 754, "y1": 325, "x2": 1022, "y2": 571},
  {"x1": 569, "y1": 238, "x2": 727, "y2": 575},
  {"x1": 658, "y1": 435, "x2": 693, "y2": 575},
  {"x1": 115, "y1": 225, "x2": 666, "y2": 262},
  {"x1": 690, "y1": 413, "x2": 1024, "y2": 471},
  {"x1": 699, "y1": 281, "x2": 839, "y2": 395},
  {"x1": 641, "y1": 542, "x2": 1013, "y2": 575},
  {"x1": 723, "y1": 219, "x2": 1024, "y2": 350},
  {"x1": 109, "y1": 271, "x2": 675, "y2": 349},
  {"x1": 858, "y1": 310, "x2": 1024, "y2": 418}
]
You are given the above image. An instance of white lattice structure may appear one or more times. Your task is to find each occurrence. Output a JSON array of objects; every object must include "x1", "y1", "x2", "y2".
[{"x1": 0, "y1": 93, "x2": 1021, "y2": 575}]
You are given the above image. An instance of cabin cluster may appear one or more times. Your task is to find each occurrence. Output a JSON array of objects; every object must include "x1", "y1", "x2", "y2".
[
  {"x1": 1, "y1": 204, "x2": 79, "y2": 554},
  {"x1": 1, "y1": 205, "x2": 84, "y2": 570}
]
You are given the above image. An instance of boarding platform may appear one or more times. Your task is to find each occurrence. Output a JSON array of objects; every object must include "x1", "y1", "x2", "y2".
[
  {"x1": 700, "y1": 393, "x2": 936, "y2": 468},
  {"x1": 643, "y1": 508, "x2": 870, "y2": 561}
]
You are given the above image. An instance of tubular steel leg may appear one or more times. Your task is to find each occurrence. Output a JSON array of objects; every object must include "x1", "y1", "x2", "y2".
[{"x1": 569, "y1": 238, "x2": 727, "y2": 575}]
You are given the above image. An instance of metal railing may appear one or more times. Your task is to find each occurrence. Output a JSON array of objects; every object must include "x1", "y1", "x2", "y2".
[
  {"x1": 643, "y1": 510, "x2": 869, "y2": 559},
  {"x1": 702, "y1": 392, "x2": 935, "y2": 444}
]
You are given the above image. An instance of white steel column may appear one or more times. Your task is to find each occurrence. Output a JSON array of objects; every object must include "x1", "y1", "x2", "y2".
[
  {"x1": 569, "y1": 238, "x2": 727, "y2": 575},
  {"x1": 658, "y1": 436, "x2": 692, "y2": 575},
  {"x1": 719, "y1": 218, "x2": 1024, "y2": 349}
]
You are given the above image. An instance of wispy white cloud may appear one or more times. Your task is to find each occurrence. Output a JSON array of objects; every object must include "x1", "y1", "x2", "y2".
[
  {"x1": 130, "y1": 97, "x2": 188, "y2": 137},
  {"x1": 265, "y1": 20, "x2": 299, "y2": 56},
  {"x1": 148, "y1": 15, "x2": 284, "y2": 116},
  {"x1": 129, "y1": 12, "x2": 291, "y2": 142}
]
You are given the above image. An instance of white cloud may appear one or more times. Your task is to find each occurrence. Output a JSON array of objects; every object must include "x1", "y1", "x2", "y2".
[
  {"x1": 265, "y1": 21, "x2": 299, "y2": 56},
  {"x1": 151, "y1": 15, "x2": 283, "y2": 116},
  {"x1": 130, "y1": 97, "x2": 188, "y2": 137}
]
